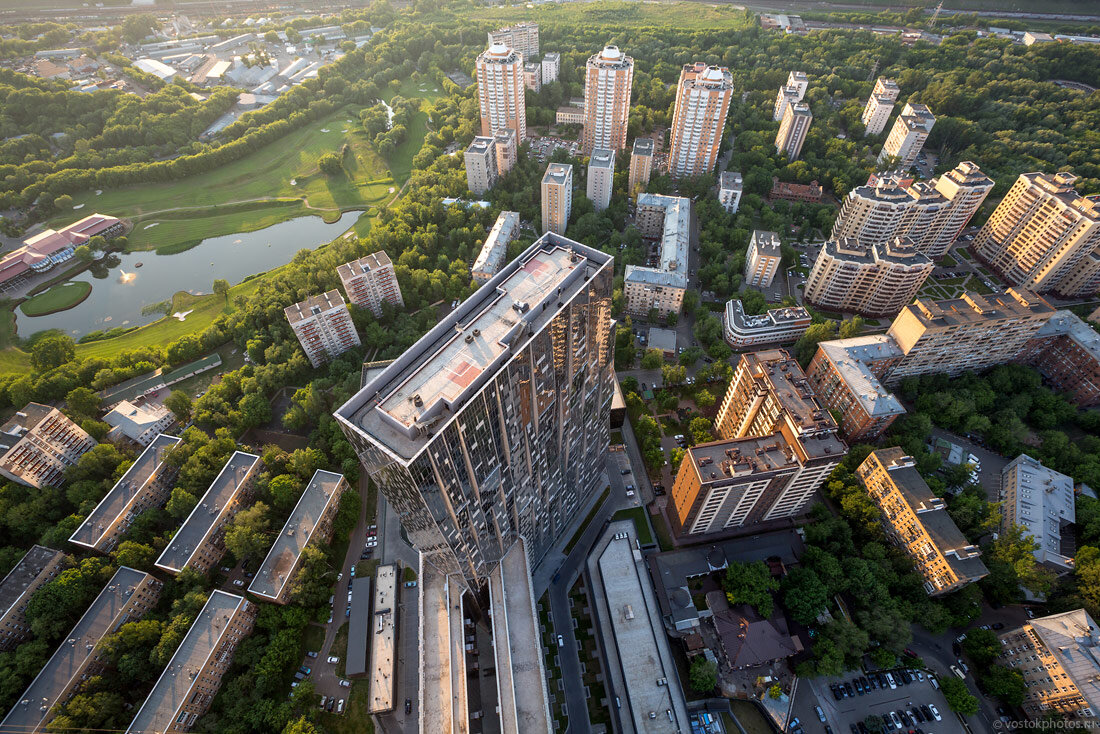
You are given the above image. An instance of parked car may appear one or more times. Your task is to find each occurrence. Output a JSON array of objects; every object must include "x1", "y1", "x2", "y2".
[
  {"x1": 405, "y1": 698, "x2": 412, "y2": 715},
  {"x1": 307, "y1": 651, "x2": 318, "y2": 658},
  {"x1": 950, "y1": 665, "x2": 965, "y2": 678},
  {"x1": 929, "y1": 674, "x2": 939, "y2": 689},
  {"x1": 928, "y1": 704, "x2": 942, "y2": 722},
  {"x1": 319, "y1": 696, "x2": 328, "y2": 709},
  {"x1": 885, "y1": 672, "x2": 897, "y2": 689},
  {"x1": 815, "y1": 706, "x2": 826, "y2": 723},
  {"x1": 328, "y1": 656, "x2": 339, "y2": 663},
  {"x1": 232, "y1": 579, "x2": 244, "y2": 587},
  {"x1": 557, "y1": 634, "x2": 564, "y2": 647},
  {"x1": 336, "y1": 699, "x2": 345, "y2": 714},
  {"x1": 405, "y1": 581, "x2": 417, "y2": 588}
]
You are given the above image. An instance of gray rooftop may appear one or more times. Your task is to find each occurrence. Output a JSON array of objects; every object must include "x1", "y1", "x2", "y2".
[
  {"x1": 0, "y1": 403, "x2": 56, "y2": 463},
  {"x1": 624, "y1": 194, "x2": 690, "y2": 290},
  {"x1": 336, "y1": 251, "x2": 393, "y2": 283},
  {"x1": 347, "y1": 576, "x2": 372, "y2": 679},
  {"x1": 156, "y1": 451, "x2": 259, "y2": 572},
  {"x1": 589, "y1": 147, "x2": 615, "y2": 169},
  {"x1": 632, "y1": 138, "x2": 654, "y2": 156},
  {"x1": 285, "y1": 290, "x2": 347, "y2": 325},
  {"x1": 418, "y1": 563, "x2": 466, "y2": 731},
  {"x1": 471, "y1": 211, "x2": 519, "y2": 277},
  {"x1": 70, "y1": 434, "x2": 181, "y2": 548},
  {"x1": 0, "y1": 545, "x2": 62, "y2": 618},
  {"x1": 2, "y1": 567, "x2": 152, "y2": 733},
  {"x1": 750, "y1": 230, "x2": 781, "y2": 257},
  {"x1": 126, "y1": 591, "x2": 247, "y2": 734},
  {"x1": 335, "y1": 234, "x2": 612, "y2": 464},
  {"x1": 898, "y1": 103, "x2": 936, "y2": 132},
  {"x1": 817, "y1": 337, "x2": 907, "y2": 418},
  {"x1": 720, "y1": 171, "x2": 743, "y2": 191},
  {"x1": 1027, "y1": 609, "x2": 1100, "y2": 713},
  {"x1": 1033, "y1": 310, "x2": 1100, "y2": 359},
  {"x1": 249, "y1": 470, "x2": 345, "y2": 601},
  {"x1": 542, "y1": 162, "x2": 572, "y2": 186},
  {"x1": 647, "y1": 327, "x2": 678, "y2": 353},
  {"x1": 368, "y1": 565, "x2": 396, "y2": 713},
  {"x1": 725, "y1": 300, "x2": 811, "y2": 333},
  {"x1": 1003, "y1": 454, "x2": 1075, "y2": 569}
]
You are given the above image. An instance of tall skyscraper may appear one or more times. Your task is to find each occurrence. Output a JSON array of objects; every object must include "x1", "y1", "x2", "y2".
[
  {"x1": 973, "y1": 171, "x2": 1100, "y2": 297},
  {"x1": 586, "y1": 147, "x2": 615, "y2": 211},
  {"x1": 475, "y1": 43, "x2": 526, "y2": 141},
  {"x1": 804, "y1": 236, "x2": 935, "y2": 317},
  {"x1": 337, "y1": 251, "x2": 404, "y2": 317},
  {"x1": 285, "y1": 290, "x2": 361, "y2": 367},
  {"x1": 668, "y1": 62, "x2": 733, "y2": 178},
  {"x1": 334, "y1": 233, "x2": 614, "y2": 583},
  {"x1": 582, "y1": 45, "x2": 633, "y2": 154},
  {"x1": 628, "y1": 137, "x2": 653, "y2": 194},
  {"x1": 878, "y1": 102, "x2": 935, "y2": 167},
  {"x1": 541, "y1": 162, "x2": 572, "y2": 234},
  {"x1": 775, "y1": 101, "x2": 812, "y2": 160},
  {"x1": 860, "y1": 77, "x2": 899, "y2": 136},
  {"x1": 487, "y1": 22, "x2": 539, "y2": 59},
  {"x1": 463, "y1": 136, "x2": 498, "y2": 195},
  {"x1": 929, "y1": 161, "x2": 995, "y2": 253}
]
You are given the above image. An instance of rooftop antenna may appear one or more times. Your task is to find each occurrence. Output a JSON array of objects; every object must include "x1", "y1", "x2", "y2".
[
  {"x1": 867, "y1": 59, "x2": 879, "y2": 82},
  {"x1": 930, "y1": 0, "x2": 944, "y2": 27}
]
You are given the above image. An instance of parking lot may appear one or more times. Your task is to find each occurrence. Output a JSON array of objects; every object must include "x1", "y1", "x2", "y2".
[{"x1": 793, "y1": 668, "x2": 965, "y2": 734}]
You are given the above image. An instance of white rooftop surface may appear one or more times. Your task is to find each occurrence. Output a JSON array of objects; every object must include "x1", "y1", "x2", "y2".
[
  {"x1": 69, "y1": 434, "x2": 181, "y2": 548},
  {"x1": 471, "y1": 211, "x2": 519, "y2": 276},
  {"x1": 377, "y1": 245, "x2": 585, "y2": 431},
  {"x1": 418, "y1": 561, "x2": 468, "y2": 734},
  {"x1": 625, "y1": 194, "x2": 690, "y2": 289},
  {"x1": 1003, "y1": 454, "x2": 1075, "y2": 568},
  {"x1": 489, "y1": 540, "x2": 551, "y2": 734},
  {"x1": 126, "y1": 591, "x2": 247, "y2": 734},
  {"x1": 368, "y1": 564, "x2": 397, "y2": 714},
  {"x1": 818, "y1": 336, "x2": 907, "y2": 418},
  {"x1": 2, "y1": 567, "x2": 151, "y2": 733},
  {"x1": 156, "y1": 451, "x2": 259, "y2": 572},
  {"x1": 249, "y1": 470, "x2": 345, "y2": 600},
  {"x1": 597, "y1": 526, "x2": 689, "y2": 733}
]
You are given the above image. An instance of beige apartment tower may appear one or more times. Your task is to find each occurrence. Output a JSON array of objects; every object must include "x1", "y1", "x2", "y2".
[
  {"x1": 629, "y1": 137, "x2": 654, "y2": 194},
  {"x1": 494, "y1": 128, "x2": 517, "y2": 176},
  {"x1": 583, "y1": 45, "x2": 633, "y2": 154},
  {"x1": 857, "y1": 449, "x2": 988, "y2": 596},
  {"x1": 804, "y1": 236, "x2": 933, "y2": 317},
  {"x1": 773, "y1": 70, "x2": 808, "y2": 121},
  {"x1": 668, "y1": 63, "x2": 733, "y2": 178},
  {"x1": 878, "y1": 103, "x2": 935, "y2": 168},
  {"x1": 587, "y1": 147, "x2": 615, "y2": 211},
  {"x1": 475, "y1": 43, "x2": 526, "y2": 141},
  {"x1": 861, "y1": 77, "x2": 899, "y2": 136},
  {"x1": 541, "y1": 162, "x2": 573, "y2": 234},
  {"x1": 337, "y1": 251, "x2": 404, "y2": 318},
  {"x1": 776, "y1": 102, "x2": 812, "y2": 161},
  {"x1": 286, "y1": 290, "x2": 361, "y2": 368},
  {"x1": 464, "y1": 136, "x2": 498, "y2": 195},
  {"x1": 973, "y1": 171, "x2": 1100, "y2": 297},
  {"x1": 487, "y1": 22, "x2": 538, "y2": 59},
  {"x1": 744, "y1": 229, "x2": 781, "y2": 288}
]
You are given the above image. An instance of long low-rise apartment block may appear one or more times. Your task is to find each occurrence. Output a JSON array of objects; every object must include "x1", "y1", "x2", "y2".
[
  {"x1": 156, "y1": 451, "x2": 260, "y2": 575},
  {"x1": 623, "y1": 194, "x2": 690, "y2": 317},
  {"x1": 0, "y1": 545, "x2": 65, "y2": 652},
  {"x1": 1, "y1": 567, "x2": 161, "y2": 733},
  {"x1": 1002, "y1": 454, "x2": 1075, "y2": 573},
  {"x1": 471, "y1": 210, "x2": 520, "y2": 284},
  {"x1": 249, "y1": 470, "x2": 348, "y2": 604},
  {"x1": 0, "y1": 403, "x2": 97, "y2": 489},
  {"x1": 69, "y1": 434, "x2": 182, "y2": 552},
  {"x1": 368, "y1": 564, "x2": 397, "y2": 714},
  {"x1": 723, "y1": 299, "x2": 811, "y2": 348},
  {"x1": 126, "y1": 591, "x2": 256, "y2": 734},
  {"x1": 857, "y1": 449, "x2": 988, "y2": 596}
]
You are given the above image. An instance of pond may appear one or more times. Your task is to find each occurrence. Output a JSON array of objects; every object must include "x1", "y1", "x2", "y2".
[{"x1": 16, "y1": 210, "x2": 360, "y2": 339}]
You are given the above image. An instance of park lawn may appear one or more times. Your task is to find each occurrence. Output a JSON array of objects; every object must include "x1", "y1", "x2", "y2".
[
  {"x1": 474, "y1": 1, "x2": 755, "y2": 31},
  {"x1": 130, "y1": 199, "x2": 309, "y2": 254},
  {"x1": 612, "y1": 506, "x2": 654, "y2": 546},
  {"x1": 19, "y1": 281, "x2": 91, "y2": 316}
]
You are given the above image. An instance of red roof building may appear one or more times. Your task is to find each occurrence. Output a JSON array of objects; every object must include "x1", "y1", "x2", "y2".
[
  {"x1": 769, "y1": 177, "x2": 823, "y2": 203},
  {"x1": 0, "y1": 213, "x2": 123, "y2": 285}
]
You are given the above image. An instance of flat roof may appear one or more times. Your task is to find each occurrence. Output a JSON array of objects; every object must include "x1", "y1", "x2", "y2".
[
  {"x1": 368, "y1": 565, "x2": 396, "y2": 713},
  {"x1": 126, "y1": 591, "x2": 248, "y2": 734},
  {"x1": 419, "y1": 563, "x2": 465, "y2": 732},
  {"x1": 336, "y1": 234, "x2": 611, "y2": 463},
  {"x1": 285, "y1": 289, "x2": 346, "y2": 325},
  {"x1": 472, "y1": 211, "x2": 519, "y2": 276},
  {"x1": 465, "y1": 136, "x2": 493, "y2": 156},
  {"x1": 336, "y1": 251, "x2": 392, "y2": 283},
  {"x1": 542, "y1": 162, "x2": 572, "y2": 186},
  {"x1": 687, "y1": 434, "x2": 800, "y2": 485},
  {"x1": 1028, "y1": 609, "x2": 1100, "y2": 712},
  {"x1": 817, "y1": 339, "x2": 906, "y2": 418},
  {"x1": 589, "y1": 148, "x2": 615, "y2": 169},
  {"x1": 625, "y1": 194, "x2": 690, "y2": 290},
  {"x1": 1003, "y1": 454, "x2": 1075, "y2": 568},
  {"x1": 249, "y1": 470, "x2": 346, "y2": 600},
  {"x1": 725, "y1": 300, "x2": 811, "y2": 333},
  {"x1": 739, "y1": 350, "x2": 841, "y2": 441},
  {"x1": 70, "y1": 434, "x2": 181, "y2": 548},
  {"x1": 750, "y1": 230, "x2": 781, "y2": 257},
  {"x1": 897, "y1": 288, "x2": 1054, "y2": 331},
  {"x1": 632, "y1": 138, "x2": 654, "y2": 156},
  {"x1": 156, "y1": 451, "x2": 259, "y2": 573},
  {"x1": 347, "y1": 576, "x2": 372, "y2": 678},
  {"x1": 720, "y1": 171, "x2": 742, "y2": 190},
  {"x1": 598, "y1": 527, "x2": 689, "y2": 732},
  {"x1": 0, "y1": 545, "x2": 62, "y2": 618},
  {"x1": 2, "y1": 567, "x2": 152, "y2": 733}
]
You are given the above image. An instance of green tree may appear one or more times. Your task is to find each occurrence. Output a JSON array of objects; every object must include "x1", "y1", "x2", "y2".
[
  {"x1": 111, "y1": 541, "x2": 156, "y2": 571},
  {"x1": 781, "y1": 567, "x2": 830, "y2": 626},
  {"x1": 74, "y1": 245, "x2": 93, "y2": 262},
  {"x1": 164, "y1": 389, "x2": 192, "y2": 422},
  {"x1": 768, "y1": 683, "x2": 782, "y2": 699},
  {"x1": 268, "y1": 473, "x2": 304, "y2": 511},
  {"x1": 223, "y1": 502, "x2": 271, "y2": 564},
  {"x1": 688, "y1": 657, "x2": 717, "y2": 694},
  {"x1": 318, "y1": 152, "x2": 342, "y2": 175},
  {"x1": 65, "y1": 387, "x2": 101, "y2": 420},
  {"x1": 165, "y1": 486, "x2": 198, "y2": 519},
  {"x1": 940, "y1": 676, "x2": 979, "y2": 716},
  {"x1": 689, "y1": 416, "x2": 714, "y2": 444},
  {"x1": 792, "y1": 321, "x2": 837, "y2": 367},
  {"x1": 213, "y1": 279, "x2": 230, "y2": 305},
  {"x1": 961, "y1": 628, "x2": 1000, "y2": 667},
  {"x1": 724, "y1": 560, "x2": 779, "y2": 617},
  {"x1": 695, "y1": 389, "x2": 715, "y2": 408},
  {"x1": 31, "y1": 334, "x2": 76, "y2": 373},
  {"x1": 54, "y1": 194, "x2": 73, "y2": 211},
  {"x1": 641, "y1": 349, "x2": 664, "y2": 369},
  {"x1": 981, "y1": 665, "x2": 1026, "y2": 707},
  {"x1": 988, "y1": 523, "x2": 1056, "y2": 595},
  {"x1": 282, "y1": 717, "x2": 321, "y2": 734}
]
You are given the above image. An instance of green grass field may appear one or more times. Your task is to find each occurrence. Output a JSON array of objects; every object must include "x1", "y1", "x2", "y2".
[
  {"x1": 19, "y1": 282, "x2": 91, "y2": 316},
  {"x1": 474, "y1": 1, "x2": 755, "y2": 30}
]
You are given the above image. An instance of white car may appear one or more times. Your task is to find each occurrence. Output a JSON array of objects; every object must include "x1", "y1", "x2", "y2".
[
  {"x1": 928, "y1": 704, "x2": 942, "y2": 721},
  {"x1": 626, "y1": 490, "x2": 635, "y2": 498},
  {"x1": 232, "y1": 579, "x2": 244, "y2": 587},
  {"x1": 557, "y1": 634, "x2": 564, "y2": 647},
  {"x1": 328, "y1": 656, "x2": 339, "y2": 663},
  {"x1": 885, "y1": 672, "x2": 897, "y2": 689},
  {"x1": 929, "y1": 674, "x2": 939, "y2": 689},
  {"x1": 339, "y1": 679, "x2": 351, "y2": 688}
]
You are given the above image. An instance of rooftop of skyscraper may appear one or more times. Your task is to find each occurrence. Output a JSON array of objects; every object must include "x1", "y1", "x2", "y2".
[
  {"x1": 285, "y1": 290, "x2": 346, "y2": 325},
  {"x1": 542, "y1": 162, "x2": 572, "y2": 185},
  {"x1": 336, "y1": 234, "x2": 612, "y2": 461},
  {"x1": 464, "y1": 137, "x2": 493, "y2": 156},
  {"x1": 898, "y1": 103, "x2": 936, "y2": 131},
  {"x1": 590, "y1": 45, "x2": 631, "y2": 68},
  {"x1": 898, "y1": 288, "x2": 1054, "y2": 330},
  {"x1": 631, "y1": 137, "x2": 653, "y2": 156},
  {"x1": 589, "y1": 148, "x2": 614, "y2": 169},
  {"x1": 738, "y1": 350, "x2": 843, "y2": 448}
]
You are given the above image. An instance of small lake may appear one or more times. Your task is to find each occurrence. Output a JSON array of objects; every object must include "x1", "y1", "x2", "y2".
[{"x1": 16, "y1": 210, "x2": 360, "y2": 339}]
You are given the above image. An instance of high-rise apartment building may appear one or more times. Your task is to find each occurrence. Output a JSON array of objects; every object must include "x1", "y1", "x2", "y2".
[
  {"x1": 0, "y1": 545, "x2": 65, "y2": 652},
  {"x1": 155, "y1": 451, "x2": 260, "y2": 576},
  {"x1": 997, "y1": 609, "x2": 1100, "y2": 718},
  {"x1": 334, "y1": 233, "x2": 614, "y2": 583},
  {"x1": 628, "y1": 137, "x2": 653, "y2": 194},
  {"x1": 337, "y1": 251, "x2": 404, "y2": 318},
  {"x1": 586, "y1": 147, "x2": 615, "y2": 211},
  {"x1": 718, "y1": 171, "x2": 743, "y2": 214},
  {"x1": 773, "y1": 71, "x2": 808, "y2": 121},
  {"x1": 973, "y1": 171, "x2": 1100, "y2": 297},
  {"x1": 785, "y1": 70, "x2": 808, "y2": 100},
  {"x1": 475, "y1": 43, "x2": 526, "y2": 141},
  {"x1": 1019, "y1": 310, "x2": 1100, "y2": 408},
  {"x1": 582, "y1": 45, "x2": 633, "y2": 154},
  {"x1": 804, "y1": 236, "x2": 933, "y2": 317},
  {"x1": 285, "y1": 290, "x2": 361, "y2": 368},
  {"x1": 744, "y1": 229, "x2": 781, "y2": 287},
  {"x1": 127, "y1": 591, "x2": 256, "y2": 733},
  {"x1": 670, "y1": 350, "x2": 845, "y2": 535},
  {"x1": 541, "y1": 52, "x2": 560, "y2": 83},
  {"x1": 776, "y1": 102, "x2": 812, "y2": 161},
  {"x1": 857, "y1": 449, "x2": 988, "y2": 596},
  {"x1": 463, "y1": 136, "x2": 498, "y2": 195},
  {"x1": 668, "y1": 63, "x2": 733, "y2": 178},
  {"x1": 1001, "y1": 454, "x2": 1075, "y2": 574},
  {"x1": 1, "y1": 567, "x2": 161, "y2": 734},
  {"x1": 0, "y1": 403, "x2": 97, "y2": 489},
  {"x1": 623, "y1": 194, "x2": 690, "y2": 317},
  {"x1": 831, "y1": 163, "x2": 993, "y2": 259},
  {"x1": 487, "y1": 22, "x2": 539, "y2": 59},
  {"x1": 860, "y1": 77, "x2": 899, "y2": 136},
  {"x1": 541, "y1": 162, "x2": 572, "y2": 234},
  {"x1": 878, "y1": 102, "x2": 935, "y2": 167},
  {"x1": 523, "y1": 62, "x2": 541, "y2": 92},
  {"x1": 806, "y1": 336, "x2": 906, "y2": 441},
  {"x1": 471, "y1": 210, "x2": 520, "y2": 284},
  {"x1": 886, "y1": 288, "x2": 1055, "y2": 383},
  {"x1": 494, "y1": 128, "x2": 517, "y2": 176}
]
